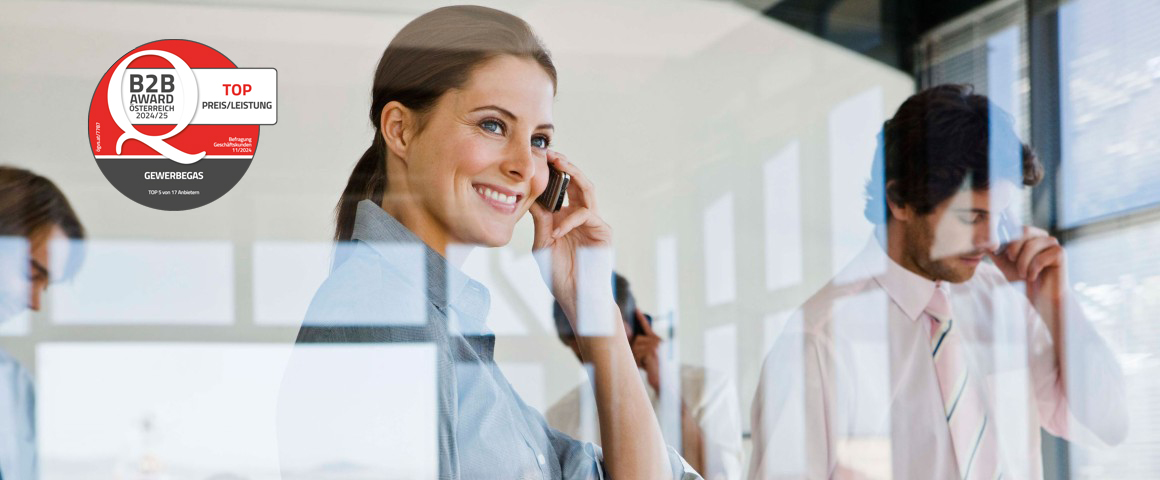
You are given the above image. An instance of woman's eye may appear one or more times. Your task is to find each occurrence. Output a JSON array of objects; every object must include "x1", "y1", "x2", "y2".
[
  {"x1": 480, "y1": 120, "x2": 504, "y2": 135},
  {"x1": 531, "y1": 135, "x2": 550, "y2": 149}
]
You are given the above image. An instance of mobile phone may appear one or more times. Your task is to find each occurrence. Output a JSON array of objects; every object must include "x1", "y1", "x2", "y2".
[
  {"x1": 536, "y1": 165, "x2": 570, "y2": 212},
  {"x1": 995, "y1": 209, "x2": 1022, "y2": 255},
  {"x1": 633, "y1": 312, "x2": 653, "y2": 337}
]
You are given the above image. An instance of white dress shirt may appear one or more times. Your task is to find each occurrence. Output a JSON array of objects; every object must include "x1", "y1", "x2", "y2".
[
  {"x1": 749, "y1": 236, "x2": 1128, "y2": 479},
  {"x1": 0, "y1": 348, "x2": 36, "y2": 480},
  {"x1": 547, "y1": 364, "x2": 744, "y2": 480}
]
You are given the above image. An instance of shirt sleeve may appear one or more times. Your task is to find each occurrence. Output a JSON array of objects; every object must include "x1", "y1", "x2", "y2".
[
  {"x1": 695, "y1": 371, "x2": 744, "y2": 480},
  {"x1": 1027, "y1": 291, "x2": 1129, "y2": 447},
  {"x1": 0, "y1": 354, "x2": 38, "y2": 480},
  {"x1": 748, "y1": 331, "x2": 835, "y2": 480},
  {"x1": 22, "y1": 365, "x2": 36, "y2": 480},
  {"x1": 543, "y1": 425, "x2": 704, "y2": 480}
]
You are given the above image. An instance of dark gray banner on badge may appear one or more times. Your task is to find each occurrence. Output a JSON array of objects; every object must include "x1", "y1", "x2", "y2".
[{"x1": 95, "y1": 158, "x2": 252, "y2": 211}]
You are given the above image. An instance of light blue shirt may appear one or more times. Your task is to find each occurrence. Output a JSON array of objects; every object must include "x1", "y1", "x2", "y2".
[
  {"x1": 0, "y1": 348, "x2": 36, "y2": 480},
  {"x1": 291, "y1": 200, "x2": 700, "y2": 479}
]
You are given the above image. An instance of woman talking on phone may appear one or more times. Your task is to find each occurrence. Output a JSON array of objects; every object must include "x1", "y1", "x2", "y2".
[{"x1": 279, "y1": 6, "x2": 700, "y2": 479}]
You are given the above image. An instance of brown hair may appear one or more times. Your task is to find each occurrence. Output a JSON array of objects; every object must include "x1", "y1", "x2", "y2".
[
  {"x1": 0, "y1": 166, "x2": 86, "y2": 279},
  {"x1": 864, "y1": 84, "x2": 1044, "y2": 223},
  {"x1": 334, "y1": 5, "x2": 557, "y2": 242}
]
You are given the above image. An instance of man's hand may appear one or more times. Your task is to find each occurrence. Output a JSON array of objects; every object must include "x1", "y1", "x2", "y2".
[
  {"x1": 631, "y1": 310, "x2": 663, "y2": 393},
  {"x1": 989, "y1": 225, "x2": 1067, "y2": 354}
]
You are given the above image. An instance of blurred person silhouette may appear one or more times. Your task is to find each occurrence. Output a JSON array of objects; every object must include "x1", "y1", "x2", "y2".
[
  {"x1": 546, "y1": 272, "x2": 743, "y2": 480},
  {"x1": 749, "y1": 85, "x2": 1127, "y2": 480},
  {"x1": 277, "y1": 6, "x2": 701, "y2": 479},
  {"x1": 0, "y1": 166, "x2": 85, "y2": 480}
]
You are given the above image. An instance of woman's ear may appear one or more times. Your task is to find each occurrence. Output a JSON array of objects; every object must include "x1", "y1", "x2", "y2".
[{"x1": 380, "y1": 101, "x2": 414, "y2": 162}]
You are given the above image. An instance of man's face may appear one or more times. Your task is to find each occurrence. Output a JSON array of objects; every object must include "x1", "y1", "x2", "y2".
[
  {"x1": 26, "y1": 225, "x2": 67, "y2": 311},
  {"x1": 897, "y1": 182, "x2": 1017, "y2": 283},
  {"x1": 0, "y1": 224, "x2": 67, "y2": 320}
]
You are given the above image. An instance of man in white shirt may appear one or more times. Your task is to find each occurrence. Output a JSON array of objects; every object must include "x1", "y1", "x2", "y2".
[
  {"x1": 546, "y1": 273, "x2": 744, "y2": 480},
  {"x1": 748, "y1": 85, "x2": 1128, "y2": 480}
]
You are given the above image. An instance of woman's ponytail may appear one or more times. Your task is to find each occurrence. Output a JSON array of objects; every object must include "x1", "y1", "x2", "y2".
[{"x1": 334, "y1": 134, "x2": 386, "y2": 242}]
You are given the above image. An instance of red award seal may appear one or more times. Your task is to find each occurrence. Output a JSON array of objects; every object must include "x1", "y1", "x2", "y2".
[{"x1": 88, "y1": 39, "x2": 277, "y2": 210}]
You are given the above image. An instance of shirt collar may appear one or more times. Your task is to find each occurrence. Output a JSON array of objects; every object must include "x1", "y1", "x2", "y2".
[
  {"x1": 350, "y1": 199, "x2": 490, "y2": 318},
  {"x1": 858, "y1": 234, "x2": 941, "y2": 322}
]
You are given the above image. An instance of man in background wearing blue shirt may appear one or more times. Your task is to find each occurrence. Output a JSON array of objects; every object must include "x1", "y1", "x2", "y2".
[{"x1": 0, "y1": 166, "x2": 85, "y2": 479}]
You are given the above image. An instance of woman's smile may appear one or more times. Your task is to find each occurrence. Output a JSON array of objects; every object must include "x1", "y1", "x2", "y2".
[{"x1": 472, "y1": 182, "x2": 524, "y2": 215}]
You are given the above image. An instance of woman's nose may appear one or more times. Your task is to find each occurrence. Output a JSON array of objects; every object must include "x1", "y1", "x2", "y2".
[{"x1": 501, "y1": 144, "x2": 536, "y2": 181}]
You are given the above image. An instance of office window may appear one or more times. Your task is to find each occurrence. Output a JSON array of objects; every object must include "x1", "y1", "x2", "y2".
[
  {"x1": 917, "y1": 0, "x2": 1030, "y2": 140},
  {"x1": 1058, "y1": 0, "x2": 1160, "y2": 227},
  {"x1": 1065, "y1": 219, "x2": 1160, "y2": 479},
  {"x1": 1051, "y1": 1, "x2": 1160, "y2": 478},
  {"x1": 916, "y1": 0, "x2": 1033, "y2": 227}
]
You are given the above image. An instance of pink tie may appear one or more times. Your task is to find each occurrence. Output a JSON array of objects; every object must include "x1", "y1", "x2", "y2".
[{"x1": 927, "y1": 284, "x2": 1001, "y2": 480}]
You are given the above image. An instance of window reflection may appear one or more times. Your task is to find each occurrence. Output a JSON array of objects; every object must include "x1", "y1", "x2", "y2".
[
  {"x1": 51, "y1": 241, "x2": 234, "y2": 325},
  {"x1": 278, "y1": 343, "x2": 438, "y2": 479},
  {"x1": 38, "y1": 343, "x2": 311, "y2": 479},
  {"x1": 763, "y1": 142, "x2": 803, "y2": 291},
  {"x1": 1066, "y1": 219, "x2": 1160, "y2": 479},
  {"x1": 703, "y1": 194, "x2": 737, "y2": 307},
  {"x1": 829, "y1": 87, "x2": 886, "y2": 282},
  {"x1": 252, "y1": 241, "x2": 331, "y2": 326},
  {"x1": 1060, "y1": 0, "x2": 1160, "y2": 225}
]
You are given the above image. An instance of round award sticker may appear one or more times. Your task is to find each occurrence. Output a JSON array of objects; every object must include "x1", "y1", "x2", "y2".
[{"x1": 88, "y1": 40, "x2": 277, "y2": 211}]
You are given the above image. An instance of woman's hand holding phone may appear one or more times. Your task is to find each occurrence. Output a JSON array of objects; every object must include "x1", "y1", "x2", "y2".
[
  {"x1": 530, "y1": 152, "x2": 672, "y2": 479},
  {"x1": 529, "y1": 151, "x2": 614, "y2": 325}
]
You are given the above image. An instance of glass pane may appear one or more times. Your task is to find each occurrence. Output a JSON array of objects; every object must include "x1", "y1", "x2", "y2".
[
  {"x1": 51, "y1": 241, "x2": 234, "y2": 325},
  {"x1": 1059, "y1": 0, "x2": 1160, "y2": 226},
  {"x1": 251, "y1": 241, "x2": 331, "y2": 325},
  {"x1": 1067, "y1": 219, "x2": 1160, "y2": 478}
]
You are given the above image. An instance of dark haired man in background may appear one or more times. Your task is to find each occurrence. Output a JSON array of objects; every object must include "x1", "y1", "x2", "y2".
[
  {"x1": 748, "y1": 85, "x2": 1126, "y2": 479},
  {"x1": 0, "y1": 166, "x2": 85, "y2": 479},
  {"x1": 547, "y1": 273, "x2": 743, "y2": 480}
]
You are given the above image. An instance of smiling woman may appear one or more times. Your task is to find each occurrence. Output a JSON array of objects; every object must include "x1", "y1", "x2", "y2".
[
  {"x1": 279, "y1": 5, "x2": 702, "y2": 480},
  {"x1": 375, "y1": 54, "x2": 556, "y2": 251},
  {"x1": 331, "y1": 5, "x2": 557, "y2": 250}
]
